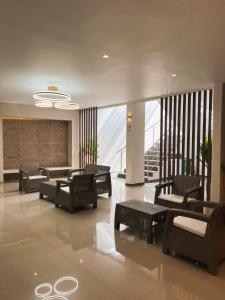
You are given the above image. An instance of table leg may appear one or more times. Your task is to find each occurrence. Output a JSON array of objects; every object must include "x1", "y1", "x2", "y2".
[
  {"x1": 147, "y1": 219, "x2": 153, "y2": 244},
  {"x1": 114, "y1": 222, "x2": 120, "y2": 230}
]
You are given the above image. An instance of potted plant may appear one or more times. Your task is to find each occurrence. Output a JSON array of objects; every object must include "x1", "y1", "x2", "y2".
[
  {"x1": 200, "y1": 137, "x2": 212, "y2": 167},
  {"x1": 80, "y1": 139, "x2": 99, "y2": 164}
]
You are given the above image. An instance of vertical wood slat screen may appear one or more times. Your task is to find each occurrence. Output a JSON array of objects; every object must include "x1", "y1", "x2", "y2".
[
  {"x1": 159, "y1": 90, "x2": 213, "y2": 200},
  {"x1": 79, "y1": 107, "x2": 98, "y2": 168}
]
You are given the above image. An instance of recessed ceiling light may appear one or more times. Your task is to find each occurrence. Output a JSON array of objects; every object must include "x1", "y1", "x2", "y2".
[
  {"x1": 102, "y1": 54, "x2": 109, "y2": 58},
  {"x1": 172, "y1": 74, "x2": 177, "y2": 77}
]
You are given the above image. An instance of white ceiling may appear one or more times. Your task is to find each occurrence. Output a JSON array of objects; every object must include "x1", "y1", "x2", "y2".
[{"x1": 0, "y1": 0, "x2": 225, "y2": 107}]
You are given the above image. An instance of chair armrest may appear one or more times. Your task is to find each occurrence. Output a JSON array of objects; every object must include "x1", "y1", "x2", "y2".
[
  {"x1": 155, "y1": 181, "x2": 174, "y2": 190},
  {"x1": 19, "y1": 169, "x2": 29, "y2": 179},
  {"x1": 95, "y1": 172, "x2": 110, "y2": 178},
  {"x1": 189, "y1": 200, "x2": 219, "y2": 209},
  {"x1": 167, "y1": 208, "x2": 211, "y2": 223},
  {"x1": 39, "y1": 167, "x2": 50, "y2": 179},
  {"x1": 57, "y1": 179, "x2": 70, "y2": 186},
  {"x1": 56, "y1": 179, "x2": 70, "y2": 191},
  {"x1": 68, "y1": 168, "x2": 84, "y2": 179},
  {"x1": 184, "y1": 186, "x2": 202, "y2": 196}
]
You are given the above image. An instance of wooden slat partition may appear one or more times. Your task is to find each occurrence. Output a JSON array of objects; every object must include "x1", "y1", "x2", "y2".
[
  {"x1": 79, "y1": 107, "x2": 98, "y2": 168},
  {"x1": 177, "y1": 95, "x2": 181, "y2": 174},
  {"x1": 181, "y1": 94, "x2": 186, "y2": 174},
  {"x1": 168, "y1": 96, "x2": 172, "y2": 179},
  {"x1": 196, "y1": 91, "x2": 201, "y2": 176},
  {"x1": 191, "y1": 92, "x2": 196, "y2": 175},
  {"x1": 207, "y1": 90, "x2": 213, "y2": 200},
  {"x1": 159, "y1": 89, "x2": 213, "y2": 200},
  {"x1": 163, "y1": 98, "x2": 168, "y2": 183},
  {"x1": 159, "y1": 98, "x2": 163, "y2": 183}
]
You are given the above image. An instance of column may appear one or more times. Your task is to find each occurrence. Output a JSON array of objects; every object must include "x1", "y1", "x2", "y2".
[
  {"x1": 0, "y1": 118, "x2": 3, "y2": 183},
  {"x1": 211, "y1": 83, "x2": 225, "y2": 203},
  {"x1": 126, "y1": 102, "x2": 145, "y2": 185}
]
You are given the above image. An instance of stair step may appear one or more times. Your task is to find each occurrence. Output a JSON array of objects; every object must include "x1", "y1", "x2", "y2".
[
  {"x1": 145, "y1": 151, "x2": 160, "y2": 155},
  {"x1": 145, "y1": 161, "x2": 160, "y2": 166},
  {"x1": 117, "y1": 173, "x2": 126, "y2": 179},
  {"x1": 144, "y1": 166, "x2": 158, "y2": 171}
]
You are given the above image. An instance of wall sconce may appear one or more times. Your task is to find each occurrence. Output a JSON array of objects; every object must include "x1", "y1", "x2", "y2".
[
  {"x1": 127, "y1": 113, "x2": 132, "y2": 123},
  {"x1": 127, "y1": 112, "x2": 132, "y2": 131}
]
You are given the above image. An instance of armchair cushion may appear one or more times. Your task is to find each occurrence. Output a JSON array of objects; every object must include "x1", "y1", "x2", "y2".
[
  {"x1": 96, "y1": 178, "x2": 106, "y2": 183},
  {"x1": 26, "y1": 175, "x2": 48, "y2": 180},
  {"x1": 159, "y1": 193, "x2": 195, "y2": 203},
  {"x1": 60, "y1": 186, "x2": 70, "y2": 193},
  {"x1": 173, "y1": 216, "x2": 207, "y2": 237}
]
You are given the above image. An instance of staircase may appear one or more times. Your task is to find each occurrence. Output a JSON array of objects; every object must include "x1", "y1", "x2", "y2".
[
  {"x1": 117, "y1": 142, "x2": 161, "y2": 182},
  {"x1": 144, "y1": 142, "x2": 160, "y2": 182},
  {"x1": 117, "y1": 120, "x2": 161, "y2": 182}
]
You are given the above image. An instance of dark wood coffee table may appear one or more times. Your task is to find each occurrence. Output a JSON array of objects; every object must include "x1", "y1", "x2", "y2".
[
  {"x1": 40, "y1": 180, "x2": 57, "y2": 202},
  {"x1": 114, "y1": 199, "x2": 168, "y2": 244}
]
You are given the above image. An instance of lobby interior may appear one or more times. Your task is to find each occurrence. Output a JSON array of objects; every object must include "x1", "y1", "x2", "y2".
[{"x1": 1, "y1": 1, "x2": 225, "y2": 300}]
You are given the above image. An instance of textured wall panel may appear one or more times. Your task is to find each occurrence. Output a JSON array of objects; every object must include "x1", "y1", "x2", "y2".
[{"x1": 3, "y1": 119, "x2": 68, "y2": 169}]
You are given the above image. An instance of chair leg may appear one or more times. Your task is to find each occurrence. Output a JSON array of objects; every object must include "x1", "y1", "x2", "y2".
[
  {"x1": 69, "y1": 207, "x2": 74, "y2": 214},
  {"x1": 209, "y1": 262, "x2": 218, "y2": 276},
  {"x1": 114, "y1": 222, "x2": 120, "y2": 230},
  {"x1": 162, "y1": 245, "x2": 170, "y2": 255}
]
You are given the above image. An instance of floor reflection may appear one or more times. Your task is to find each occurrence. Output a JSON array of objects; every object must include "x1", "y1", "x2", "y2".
[{"x1": 0, "y1": 179, "x2": 225, "y2": 300}]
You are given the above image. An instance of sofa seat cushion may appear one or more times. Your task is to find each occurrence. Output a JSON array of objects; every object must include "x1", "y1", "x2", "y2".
[
  {"x1": 173, "y1": 216, "x2": 207, "y2": 237},
  {"x1": 159, "y1": 193, "x2": 196, "y2": 203},
  {"x1": 24, "y1": 175, "x2": 47, "y2": 180}
]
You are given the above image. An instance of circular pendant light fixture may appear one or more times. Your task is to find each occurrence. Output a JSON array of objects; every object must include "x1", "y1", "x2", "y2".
[
  {"x1": 34, "y1": 100, "x2": 53, "y2": 108},
  {"x1": 33, "y1": 86, "x2": 80, "y2": 110},
  {"x1": 54, "y1": 102, "x2": 80, "y2": 110},
  {"x1": 33, "y1": 86, "x2": 71, "y2": 103}
]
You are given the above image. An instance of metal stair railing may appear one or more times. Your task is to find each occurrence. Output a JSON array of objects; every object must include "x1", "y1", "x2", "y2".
[{"x1": 116, "y1": 120, "x2": 161, "y2": 173}]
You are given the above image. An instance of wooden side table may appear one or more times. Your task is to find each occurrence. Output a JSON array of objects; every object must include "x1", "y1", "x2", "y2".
[{"x1": 114, "y1": 199, "x2": 168, "y2": 244}]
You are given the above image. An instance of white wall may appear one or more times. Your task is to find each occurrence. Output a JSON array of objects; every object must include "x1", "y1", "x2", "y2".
[
  {"x1": 0, "y1": 102, "x2": 79, "y2": 182},
  {"x1": 97, "y1": 105, "x2": 126, "y2": 173},
  {"x1": 145, "y1": 100, "x2": 160, "y2": 151},
  {"x1": 126, "y1": 102, "x2": 145, "y2": 185}
]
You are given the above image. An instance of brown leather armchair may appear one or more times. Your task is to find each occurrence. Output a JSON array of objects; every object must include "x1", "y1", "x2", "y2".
[
  {"x1": 68, "y1": 164, "x2": 112, "y2": 197},
  {"x1": 19, "y1": 162, "x2": 49, "y2": 193},
  {"x1": 55, "y1": 174, "x2": 97, "y2": 213},
  {"x1": 163, "y1": 200, "x2": 225, "y2": 275},
  {"x1": 155, "y1": 175, "x2": 203, "y2": 209}
]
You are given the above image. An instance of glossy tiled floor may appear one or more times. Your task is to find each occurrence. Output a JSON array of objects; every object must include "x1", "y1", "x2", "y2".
[{"x1": 0, "y1": 178, "x2": 225, "y2": 300}]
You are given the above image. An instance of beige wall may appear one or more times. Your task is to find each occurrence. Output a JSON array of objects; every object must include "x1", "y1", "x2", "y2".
[
  {"x1": 0, "y1": 119, "x2": 3, "y2": 182},
  {"x1": 0, "y1": 102, "x2": 79, "y2": 182}
]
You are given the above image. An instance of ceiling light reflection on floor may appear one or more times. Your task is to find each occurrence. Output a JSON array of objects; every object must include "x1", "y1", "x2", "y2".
[
  {"x1": 34, "y1": 276, "x2": 79, "y2": 299},
  {"x1": 42, "y1": 296, "x2": 68, "y2": 300},
  {"x1": 54, "y1": 276, "x2": 79, "y2": 296},
  {"x1": 35, "y1": 283, "x2": 52, "y2": 298}
]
